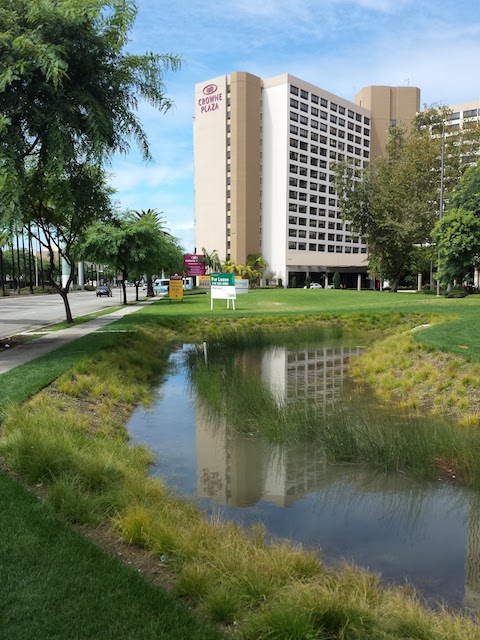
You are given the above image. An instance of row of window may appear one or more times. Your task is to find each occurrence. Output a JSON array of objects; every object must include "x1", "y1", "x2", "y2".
[
  {"x1": 288, "y1": 242, "x2": 366, "y2": 253},
  {"x1": 290, "y1": 136, "x2": 369, "y2": 152},
  {"x1": 290, "y1": 111, "x2": 369, "y2": 136},
  {"x1": 289, "y1": 207, "x2": 340, "y2": 218},
  {"x1": 289, "y1": 149, "x2": 369, "y2": 163},
  {"x1": 289, "y1": 230, "x2": 358, "y2": 242},
  {"x1": 289, "y1": 215, "x2": 347, "y2": 228},
  {"x1": 289, "y1": 85, "x2": 370, "y2": 125}
]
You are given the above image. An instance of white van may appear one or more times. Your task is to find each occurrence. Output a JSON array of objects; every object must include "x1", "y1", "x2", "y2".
[{"x1": 153, "y1": 278, "x2": 170, "y2": 294}]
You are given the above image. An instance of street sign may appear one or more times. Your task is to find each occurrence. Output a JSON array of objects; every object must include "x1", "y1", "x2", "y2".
[
  {"x1": 169, "y1": 273, "x2": 184, "y2": 301},
  {"x1": 184, "y1": 254, "x2": 206, "y2": 276}
]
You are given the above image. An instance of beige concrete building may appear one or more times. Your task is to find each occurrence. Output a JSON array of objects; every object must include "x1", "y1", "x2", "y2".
[
  {"x1": 354, "y1": 85, "x2": 421, "y2": 159},
  {"x1": 194, "y1": 72, "x2": 420, "y2": 287}
]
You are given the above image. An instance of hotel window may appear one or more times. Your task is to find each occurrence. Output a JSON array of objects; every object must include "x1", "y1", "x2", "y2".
[
  {"x1": 339, "y1": 106, "x2": 345, "y2": 115},
  {"x1": 299, "y1": 218, "x2": 307, "y2": 226},
  {"x1": 309, "y1": 244, "x2": 317, "y2": 252},
  {"x1": 300, "y1": 154, "x2": 308, "y2": 163},
  {"x1": 319, "y1": 160, "x2": 327, "y2": 168},
  {"x1": 446, "y1": 112, "x2": 460, "y2": 120},
  {"x1": 300, "y1": 115, "x2": 308, "y2": 125},
  {"x1": 309, "y1": 194, "x2": 318, "y2": 202},
  {"x1": 299, "y1": 193, "x2": 307, "y2": 201},
  {"x1": 329, "y1": 151, "x2": 336, "y2": 159},
  {"x1": 310, "y1": 182, "x2": 318, "y2": 190},
  {"x1": 290, "y1": 111, "x2": 298, "y2": 121},
  {"x1": 356, "y1": 113, "x2": 362, "y2": 122},
  {"x1": 335, "y1": 246, "x2": 343, "y2": 253},
  {"x1": 355, "y1": 136, "x2": 361, "y2": 144},
  {"x1": 319, "y1": 196, "x2": 326, "y2": 203},
  {"x1": 328, "y1": 221, "x2": 335, "y2": 229},
  {"x1": 348, "y1": 109, "x2": 354, "y2": 118},
  {"x1": 311, "y1": 120, "x2": 319, "y2": 129},
  {"x1": 364, "y1": 139, "x2": 369, "y2": 147},
  {"x1": 355, "y1": 147, "x2": 361, "y2": 155},
  {"x1": 312, "y1": 94, "x2": 319, "y2": 104},
  {"x1": 347, "y1": 133, "x2": 354, "y2": 141},
  {"x1": 353, "y1": 247, "x2": 359, "y2": 253},
  {"x1": 310, "y1": 157, "x2": 318, "y2": 166},
  {"x1": 320, "y1": 110, "x2": 327, "y2": 120},
  {"x1": 290, "y1": 125, "x2": 298, "y2": 134},
  {"x1": 330, "y1": 139, "x2": 337, "y2": 147},
  {"x1": 299, "y1": 179, "x2": 307, "y2": 188},
  {"x1": 338, "y1": 130, "x2": 345, "y2": 138},
  {"x1": 464, "y1": 109, "x2": 478, "y2": 117},
  {"x1": 290, "y1": 151, "x2": 298, "y2": 160},
  {"x1": 310, "y1": 206, "x2": 318, "y2": 214},
  {"x1": 298, "y1": 243, "x2": 306, "y2": 251},
  {"x1": 329, "y1": 186, "x2": 335, "y2": 194},
  {"x1": 290, "y1": 164, "x2": 298, "y2": 173},
  {"x1": 338, "y1": 118, "x2": 345, "y2": 127},
  {"x1": 300, "y1": 128, "x2": 308, "y2": 138},
  {"x1": 300, "y1": 89, "x2": 309, "y2": 99},
  {"x1": 309, "y1": 219, "x2": 317, "y2": 227},
  {"x1": 300, "y1": 102, "x2": 308, "y2": 112},
  {"x1": 300, "y1": 141, "x2": 308, "y2": 151},
  {"x1": 289, "y1": 177, "x2": 298, "y2": 186},
  {"x1": 290, "y1": 98, "x2": 299, "y2": 108},
  {"x1": 299, "y1": 167, "x2": 308, "y2": 176},
  {"x1": 319, "y1": 184, "x2": 326, "y2": 192},
  {"x1": 336, "y1": 222, "x2": 343, "y2": 230},
  {"x1": 329, "y1": 198, "x2": 336, "y2": 206},
  {"x1": 364, "y1": 117, "x2": 370, "y2": 125},
  {"x1": 319, "y1": 213, "x2": 326, "y2": 221},
  {"x1": 289, "y1": 190, "x2": 298, "y2": 199},
  {"x1": 338, "y1": 142, "x2": 345, "y2": 151},
  {"x1": 348, "y1": 121, "x2": 354, "y2": 130},
  {"x1": 321, "y1": 98, "x2": 328, "y2": 107},
  {"x1": 289, "y1": 204, "x2": 297, "y2": 213},
  {"x1": 328, "y1": 245, "x2": 335, "y2": 253},
  {"x1": 299, "y1": 229, "x2": 307, "y2": 238},
  {"x1": 311, "y1": 132, "x2": 319, "y2": 141},
  {"x1": 319, "y1": 148, "x2": 327, "y2": 156},
  {"x1": 355, "y1": 124, "x2": 361, "y2": 133},
  {"x1": 336, "y1": 234, "x2": 343, "y2": 242},
  {"x1": 289, "y1": 216, "x2": 297, "y2": 224},
  {"x1": 364, "y1": 128, "x2": 370, "y2": 136},
  {"x1": 318, "y1": 244, "x2": 325, "y2": 251},
  {"x1": 330, "y1": 126, "x2": 337, "y2": 135},
  {"x1": 299, "y1": 205, "x2": 307, "y2": 213},
  {"x1": 345, "y1": 246, "x2": 351, "y2": 253},
  {"x1": 311, "y1": 145, "x2": 318, "y2": 154},
  {"x1": 330, "y1": 114, "x2": 337, "y2": 124},
  {"x1": 290, "y1": 85, "x2": 299, "y2": 96},
  {"x1": 289, "y1": 241, "x2": 297, "y2": 249},
  {"x1": 290, "y1": 138, "x2": 298, "y2": 148},
  {"x1": 363, "y1": 150, "x2": 370, "y2": 158},
  {"x1": 289, "y1": 229, "x2": 297, "y2": 237},
  {"x1": 309, "y1": 231, "x2": 317, "y2": 239},
  {"x1": 330, "y1": 103, "x2": 337, "y2": 112},
  {"x1": 320, "y1": 122, "x2": 328, "y2": 132},
  {"x1": 311, "y1": 107, "x2": 319, "y2": 116}
]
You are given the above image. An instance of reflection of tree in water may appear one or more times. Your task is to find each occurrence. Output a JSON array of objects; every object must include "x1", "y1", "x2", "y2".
[
  {"x1": 308, "y1": 467, "x2": 467, "y2": 542},
  {"x1": 465, "y1": 493, "x2": 480, "y2": 612}
]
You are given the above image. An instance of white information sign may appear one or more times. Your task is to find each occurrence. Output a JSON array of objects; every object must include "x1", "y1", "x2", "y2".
[{"x1": 210, "y1": 273, "x2": 236, "y2": 310}]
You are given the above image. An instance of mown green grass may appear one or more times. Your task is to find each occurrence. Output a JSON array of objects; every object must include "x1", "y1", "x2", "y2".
[{"x1": 0, "y1": 473, "x2": 224, "y2": 640}]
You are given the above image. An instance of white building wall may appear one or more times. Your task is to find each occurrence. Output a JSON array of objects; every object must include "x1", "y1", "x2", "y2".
[
  {"x1": 194, "y1": 75, "x2": 228, "y2": 258},
  {"x1": 261, "y1": 80, "x2": 290, "y2": 284}
]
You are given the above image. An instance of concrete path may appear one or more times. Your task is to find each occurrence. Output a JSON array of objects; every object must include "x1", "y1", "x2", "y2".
[{"x1": 0, "y1": 298, "x2": 158, "y2": 375}]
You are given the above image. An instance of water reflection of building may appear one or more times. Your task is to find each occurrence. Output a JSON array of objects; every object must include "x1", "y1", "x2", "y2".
[
  {"x1": 196, "y1": 346, "x2": 362, "y2": 507},
  {"x1": 261, "y1": 346, "x2": 363, "y2": 407}
]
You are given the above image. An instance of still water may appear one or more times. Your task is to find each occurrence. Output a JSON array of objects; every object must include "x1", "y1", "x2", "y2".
[{"x1": 127, "y1": 343, "x2": 480, "y2": 612}]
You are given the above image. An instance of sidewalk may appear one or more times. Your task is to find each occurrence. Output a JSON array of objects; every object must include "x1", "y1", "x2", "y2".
[{"x1": 0, "y1": 298, "x2": 158, "y2": 375}]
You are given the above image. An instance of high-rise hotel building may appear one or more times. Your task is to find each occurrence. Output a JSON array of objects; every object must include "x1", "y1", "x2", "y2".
[{"x1": 194, "y1": 72, "x2": 419, "y2": 287}]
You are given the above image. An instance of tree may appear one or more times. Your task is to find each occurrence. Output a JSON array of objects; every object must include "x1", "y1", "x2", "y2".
[
  {"x1": 432, "y1": 164, "x2": 480, "y2": 286},
  {"x1": 81, "y1": 213, "x2": 184, "y2": 305},
  {"x1": 133, "y1": 209, "x2": 167, "y2": 297},
  {"x1": 334, "y1": 110, "x2": 480, "y2": 291},
  {"x1": 0, "y1": 0, "x2": 181, "y2": 320},
  {"x1": 200, "y1": 248, "x2": 222, "y2": 274}
]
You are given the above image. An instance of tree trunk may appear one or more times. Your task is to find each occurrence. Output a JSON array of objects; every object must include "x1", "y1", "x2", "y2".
[
  {"x1": 59, "y1": 288, "x2": 73, "y2": 323},
  {"x1": 146, "y1": 272, "x2": 154, "y2": 297},
  {"x1": 135, "y1": 282, "x2": 139, "y2": 301},
  {"x1": 121, "y1": 272, "x2": 128, "y2": 305}
]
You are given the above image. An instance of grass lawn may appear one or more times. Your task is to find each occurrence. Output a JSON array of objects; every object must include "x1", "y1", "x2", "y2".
[{"x1": 0, "y1": 473, "x2": 224, "y2": 640}]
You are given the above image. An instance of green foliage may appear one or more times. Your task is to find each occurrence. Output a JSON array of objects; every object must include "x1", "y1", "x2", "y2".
[
  {"x1": 335, "y1": 111, "x2": 480, "y2": 291},
  {"x1": 333, "y1": 272, "x2": 341, "y2": 289},
  {"x1": 81, "y1": 212, "x2": 184, "y2": 304}
]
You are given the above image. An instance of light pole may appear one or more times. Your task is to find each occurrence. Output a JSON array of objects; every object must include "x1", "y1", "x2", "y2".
[{"x1": 436, "y1": 120, "x2": 446, "y2": 297}]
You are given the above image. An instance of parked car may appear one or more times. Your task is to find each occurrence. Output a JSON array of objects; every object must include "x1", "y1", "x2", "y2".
[
  {"x1": 310, "y1": 282, "x2": 323, "y2": 289},
  {"x1": 96, "y1": 285, "x2": 112, "y2": 297}
]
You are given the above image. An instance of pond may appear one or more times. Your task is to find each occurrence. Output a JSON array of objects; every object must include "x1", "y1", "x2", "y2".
[{"x1": 127, "y1": 341, "x2": 480, "y2": 613}]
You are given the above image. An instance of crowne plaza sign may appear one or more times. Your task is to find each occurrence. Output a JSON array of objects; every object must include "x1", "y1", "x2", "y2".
[{"x1": 198, "y1": 84, "x2": 223, "y2": 114}]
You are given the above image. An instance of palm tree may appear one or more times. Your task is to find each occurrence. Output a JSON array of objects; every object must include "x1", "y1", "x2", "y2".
[
  {"x1": 133, "y1": 209, "x2": 167, "y2": 297},
  {"x1": 201, "y1": 247, "x2": 222, "y2": 274},
  {"x1": 246, "y1": 252, "x2": 267, "y2": 287}
]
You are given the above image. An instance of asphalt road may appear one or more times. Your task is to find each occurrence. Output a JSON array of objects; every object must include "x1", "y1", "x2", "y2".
[{"x1": 0, "y1": 288, "x2": 144, "y2": 339}]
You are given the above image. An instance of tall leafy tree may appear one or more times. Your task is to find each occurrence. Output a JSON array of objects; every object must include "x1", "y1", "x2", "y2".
[
  {"x1": 335, "y1": 110, "x2": 480, "y2": 291},
  {"x1": 0, "y1": 0, "x2": 181, "y2": 320},
  {"x1": 432, "y1": 164, "x2": 480, "y2": 285},
  {"x1": 81, "y1": 213, "x2": 183, "y2": 305},
  {"x1": 133, "y1": 209, "x2": 167, "y2": 297}
]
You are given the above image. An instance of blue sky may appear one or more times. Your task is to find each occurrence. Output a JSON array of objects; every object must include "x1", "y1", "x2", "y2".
[{"x1": 110, "y1": 0, "x2": 480, "y2": 252}]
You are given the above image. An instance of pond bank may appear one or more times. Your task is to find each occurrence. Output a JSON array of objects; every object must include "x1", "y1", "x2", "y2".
[{"x1": 1, "y1": 314, "x2": 480, "y2": 639}]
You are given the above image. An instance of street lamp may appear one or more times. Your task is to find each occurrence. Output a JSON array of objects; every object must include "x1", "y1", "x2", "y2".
[{"x1": 436, "y1": 120, "x2": 446, "y2": 297}]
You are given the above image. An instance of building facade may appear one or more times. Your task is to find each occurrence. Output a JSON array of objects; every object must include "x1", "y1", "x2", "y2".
[{"x1": 194, "y1": 72, "x2": 419, "y2": 288}]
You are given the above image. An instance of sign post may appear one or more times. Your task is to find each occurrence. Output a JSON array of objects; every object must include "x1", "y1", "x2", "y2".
[
  {"x1": 169, "y1": 273, "x2": 184, "y2": 302},
  {"x1": 210, "y1": 273, "x2": 236, "y2": 310}
]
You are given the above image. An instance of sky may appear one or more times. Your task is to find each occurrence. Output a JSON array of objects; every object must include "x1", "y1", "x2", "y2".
[{"x1": 110, "y1": 0, "x2": 480, "y2": 253}]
